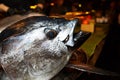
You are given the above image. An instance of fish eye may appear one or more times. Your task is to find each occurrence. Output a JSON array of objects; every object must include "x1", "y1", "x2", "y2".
[
  {"x1": 63, "y1": 35, "x2": 69, "y2": 43},
  {"x1": 44, "y1": 28, "x2": 58, "y2": 40}
]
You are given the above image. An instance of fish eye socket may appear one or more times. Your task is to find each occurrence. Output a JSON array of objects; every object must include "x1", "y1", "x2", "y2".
[
  {"x1": 44, "y1": 28, "x2": 58, "y2": 39},
  {"x1": 63, "y1": 35, "x2": 69, "y2": 43}
]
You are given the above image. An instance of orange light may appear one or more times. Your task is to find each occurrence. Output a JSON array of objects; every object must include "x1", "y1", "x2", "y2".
[
  {"x1": 50, "y1": 3, "x2": 54, "y2": 6},
  {"x1": 82, "y1": 20, "x2": 89, "y2": 24}
]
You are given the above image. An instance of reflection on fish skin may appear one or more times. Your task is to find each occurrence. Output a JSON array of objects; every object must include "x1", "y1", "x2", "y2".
[{"x1": 0, "y1": 16, "x2": 78, "y2": 80}]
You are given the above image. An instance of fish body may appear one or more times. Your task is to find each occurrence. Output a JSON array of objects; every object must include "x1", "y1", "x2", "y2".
[{"x1": 0, "y1": 16, "x2": 78, "y2": 80}]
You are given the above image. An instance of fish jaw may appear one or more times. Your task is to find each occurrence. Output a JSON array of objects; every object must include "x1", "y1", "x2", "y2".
[{"x1": 56, "y1": 19, "x2": 78, "y2": 47}]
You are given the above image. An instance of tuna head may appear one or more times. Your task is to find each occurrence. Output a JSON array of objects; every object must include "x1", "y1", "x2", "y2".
[{"x1": 0, "y1": 16, "x2": 78, "y2": 80}]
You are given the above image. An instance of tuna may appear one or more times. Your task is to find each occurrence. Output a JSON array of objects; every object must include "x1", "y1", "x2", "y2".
[{"x1": 0, "y1": 15, "x2": 84, "y2": 80}]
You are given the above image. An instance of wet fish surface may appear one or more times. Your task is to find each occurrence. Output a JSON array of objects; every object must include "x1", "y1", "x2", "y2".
[{"x1": 0, "y1": 16, "x2": 79, "y2": 80}]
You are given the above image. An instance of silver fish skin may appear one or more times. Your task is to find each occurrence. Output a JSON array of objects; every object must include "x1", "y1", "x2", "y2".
[{"x1": 0, "y1": 16, "x2": 78, "y2": 80}]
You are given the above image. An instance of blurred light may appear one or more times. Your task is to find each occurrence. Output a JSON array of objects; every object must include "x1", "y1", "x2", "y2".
[
  {"x1": 78, "y1": 4, "x2": 82, "y2": 7},
  {"x1": 37, "y1": 3, "x2": 44, "y2": 9},
  {"x1": 65, "y1": 12, "x2": 82, "y2": 16},
  {"x1": 65, "y1": 12, "x2": 72, "y2": 15},
  {"x1": 50, "y1": 3, "x2": 54, "y2": 6},
  {"x1": 74, "y1": 12, "x2": 82, "y2": 15},
  {"x1": 91, "y1": 10, "x2": 95, "y2": 13},
  {"x1": 85, "y1": 11, "x2": 89, "y2": 14},
  {"x1": 82, "y1": 20, "x2": 89, "y2": 24},
  {"x1": 30, "y1": 5, "x2": 37, "y2": 9},
  {"x1": 87, "y1": 15, "x2": 92, "y2": 20},
  {"x1": 79, "y1": 16, "x2": 85, "y2": 19}
]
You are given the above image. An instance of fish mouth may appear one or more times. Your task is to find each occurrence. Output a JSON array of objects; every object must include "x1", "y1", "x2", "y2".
[{"x1": 64, "y1": 19, "x2": 91, "y2": 50}]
